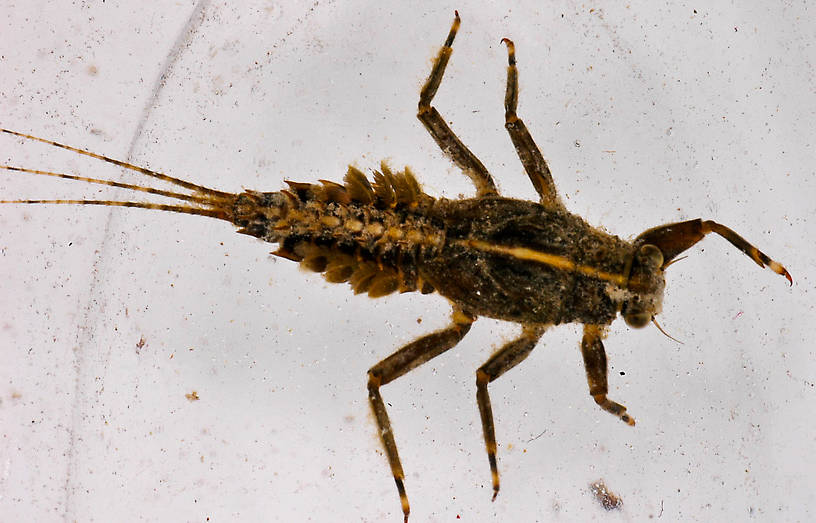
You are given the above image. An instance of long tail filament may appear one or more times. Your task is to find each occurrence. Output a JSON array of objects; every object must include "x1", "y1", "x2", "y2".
[{"x1": 0, "y1": 128, "x2": 237, "y2": 222}]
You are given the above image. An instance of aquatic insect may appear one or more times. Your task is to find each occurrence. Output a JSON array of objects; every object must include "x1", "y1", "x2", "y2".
[{"x1": 0, "y1": 12, "x2": 792, "y2": 522}]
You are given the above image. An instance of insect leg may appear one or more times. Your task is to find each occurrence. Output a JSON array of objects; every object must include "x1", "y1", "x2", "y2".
[
  {"x1": 367, "y1": 308, "x2": 475, "y2": 522},
  {"x1": 475, "y1": 325, "x2": 546, "y2": 500},
  {"x1": 417, "y1": 12, "x2": 498, "y2": 197},
  {"x1": 635, "y1": 219, "x2": 792, "y2": 284},
  {"x1": 580, "y1": 325, "x2": 636, "y2": 425},
  {"x1": 500, "y1": 39, "x2": 560, "y2": 207}
]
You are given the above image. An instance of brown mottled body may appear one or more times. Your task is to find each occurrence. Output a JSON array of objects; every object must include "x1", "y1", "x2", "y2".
[
  {"x1": 233, "y1": 177, "x2": 633, "y2": 326},
  {"x1": 232, "y1": 166, "x2": 443, "y2": 297},
  {"x1": 422, "y1": 197, "x2": 632, "y2": 325},
  {"x1": 0, "y1": 11, "x2": 792, "y2": 523}
]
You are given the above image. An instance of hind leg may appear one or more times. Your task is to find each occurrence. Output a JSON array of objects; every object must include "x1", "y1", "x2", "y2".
[
  {"x1": 417, "y1": 12, "x2": 498, "y2": 197},
  {"x1": 368, "y1": 308, "x2": 475, "y2": 522}
]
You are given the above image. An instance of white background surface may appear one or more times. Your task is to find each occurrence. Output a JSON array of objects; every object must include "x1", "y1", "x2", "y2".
[{"x1": 0, "y1": 1, "x2": 813, "y2": 522}]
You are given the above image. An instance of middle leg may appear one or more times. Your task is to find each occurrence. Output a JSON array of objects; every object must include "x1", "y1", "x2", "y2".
[
  {"x1": 475, "y1": 324, "x2": 546, "y2": 500},
  {"x1": 501, "y1": 38, "x2": 561, "y2": 208}
]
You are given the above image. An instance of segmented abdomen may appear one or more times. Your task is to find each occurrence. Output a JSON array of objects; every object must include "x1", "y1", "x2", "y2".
[{"x1": 231, "y1": 164, "x2": 444, "y2": 297}]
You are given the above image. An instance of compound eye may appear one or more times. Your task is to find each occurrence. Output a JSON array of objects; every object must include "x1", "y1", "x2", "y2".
[
  {"x1": 624, "y1": 312, "x2": 651, "y2": 329},
  {"x1": 638, "y1": 244, "x2": 664, "y2": 270}
]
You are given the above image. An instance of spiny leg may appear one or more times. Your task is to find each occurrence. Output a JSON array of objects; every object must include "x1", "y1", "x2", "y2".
[
  {"x1": 476, "y1": 324, "x2": 546, "y2": 500},
  {"x1": 581, "y1": 325, "x2": 635, "y2": 425},
  {"x1": 501, "y1": 39, "x2": 560, "y2": 207},
  {"x1": 368, "y1": 308, "x2": 475, "y2": 522},
  {"x1": 417, "y1": 12, "x2": 498, "y2": 197}
]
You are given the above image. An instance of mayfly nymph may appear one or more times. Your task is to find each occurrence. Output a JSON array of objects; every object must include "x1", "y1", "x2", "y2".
[{"x1": 0, "y1": 12, "x2": 791, "y2": 522}]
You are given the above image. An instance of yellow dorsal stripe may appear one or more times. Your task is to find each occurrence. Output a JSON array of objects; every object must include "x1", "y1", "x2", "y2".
[{"x1": 461, "y1": 239, "x2": 627, "y2": 286}]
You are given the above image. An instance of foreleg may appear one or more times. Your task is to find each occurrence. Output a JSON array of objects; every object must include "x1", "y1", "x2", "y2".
[{"x1": 581, "y1": 324, "x2": 635, "y2": 425}]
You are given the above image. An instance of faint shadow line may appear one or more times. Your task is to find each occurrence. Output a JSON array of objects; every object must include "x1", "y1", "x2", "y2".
[{"x1": 62, "y1": 0, "x2": 211, "y2": 517}]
